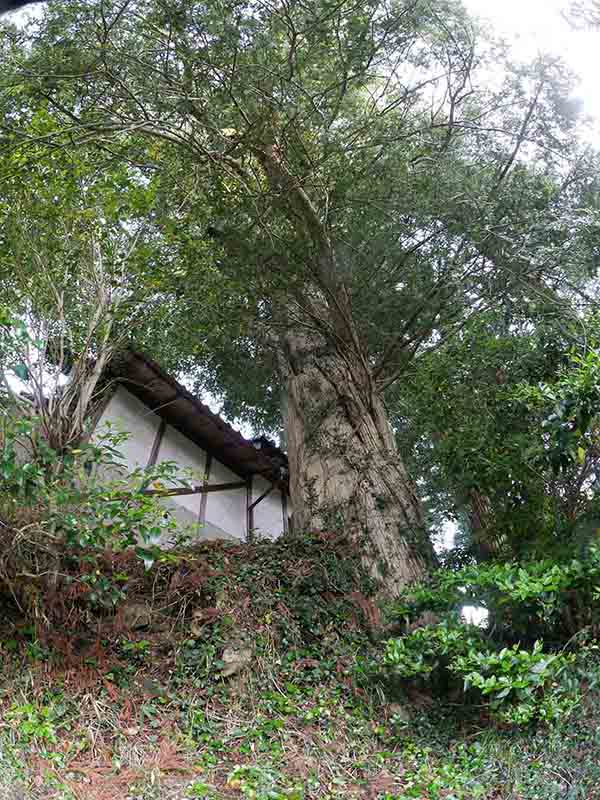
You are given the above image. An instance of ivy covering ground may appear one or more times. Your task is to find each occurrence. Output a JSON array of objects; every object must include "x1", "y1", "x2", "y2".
[{"x1": 1, "y1": 531, "x2": 600, "y2": 799}]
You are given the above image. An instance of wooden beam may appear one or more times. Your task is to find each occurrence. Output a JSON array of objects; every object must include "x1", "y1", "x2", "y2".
[
  {"x1": 147, "y1": 418, "x2": 166, "y2": 467},
  {"x1": 248, "y1": 484, "x2": 273, "y2": 512},
  {"x1": 246, "y1": 477, "x2": 254, "y2": 543},
  {"x1": 281, "y1": 492, "x2": 289, "y2": 535},
  {"x1": 141, "y1": 480, "x2": 247, "y2": 498},
  {"x1": 198, "y1": 452, "x2": 212, "y2": 525}
]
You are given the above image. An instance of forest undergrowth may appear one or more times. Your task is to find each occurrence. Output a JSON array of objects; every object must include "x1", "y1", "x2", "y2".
[{"x1": 1, "y1": 531, "x2": 600, "y2": 800}]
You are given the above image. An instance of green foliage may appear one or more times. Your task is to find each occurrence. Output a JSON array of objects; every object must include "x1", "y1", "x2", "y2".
[
  {"x1": 5, "y1": 530, "x2": 600, "y2": 797},
  {"x1": 120, "y1": 639, "x2": 152, "y2": 663},
  {"x1": 5, "y1": 703, "x2": 59, "y2": 744},
  {"x1": 383, "y1": 620, "x2": 483, "y2": 679},
  {"x1": 2, "y1": 0, "x2": 600, "y2": 588},
  {"x1": 453, "y1": 642, "x2": 578, "y2": 725},
  {"x1": 394, "y1": 312, "x2": 600, "y2": 561},
  {"x1": 381, "y1": 740, "x2": 492, "y2": 800},
  {"x1": 0, "y1": 307, "x2": 32, "y2": 390},
  {"x1": 381, "y1": 549, "x2": 600, "y2": 726},
  {"x1": 230, "y1": 533, "x2": 373, "y2": 644},
  {"x1": 390, "y1": 549, "x2": 600, "y2": 655},
  {"x1": 516, "y1": 348, "x2": 600, "y2": 475},
  {"x1": 186, "y1": 782, "x2": 218, "y2": 799},
  {"x1": 5, "y1": 0, "x2": 599, "y2": 439},
  {"x1": 1, "y1": 415, "x2": 182, "y2": 549},
  {"x1": 383, "y1": 622, "x2": 577, "y2": 725},
  {"x1": 0, "y1": 410, "x2": 192, "y2": 610},
  {"x1": 226, "y1": 765, "x2": 304, "y2": 800},
  {"x1": 3, "y1": 0, "x2": 600, "y2": 787}
]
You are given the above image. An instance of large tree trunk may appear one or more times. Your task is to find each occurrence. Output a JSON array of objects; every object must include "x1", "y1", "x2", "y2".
[{"x1": 281, "y1": 328, "x2": 434, "y2": 596}]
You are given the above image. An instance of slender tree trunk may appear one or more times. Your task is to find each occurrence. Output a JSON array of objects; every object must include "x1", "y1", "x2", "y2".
[
  {"x1": 467, "y1": 489, "x2": 499, "y2": 561},
  {"x1": 281, "y1": 327, "x2": 434, "y2": 596}
]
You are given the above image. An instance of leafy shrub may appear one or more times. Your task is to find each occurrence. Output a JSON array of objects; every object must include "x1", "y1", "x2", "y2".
[
  {"x1": 452, "y1": 641, "x2": 578, "y2": 724},
  {"x1": 383, "y1": 620, "x2": 483, "y2": 679},
  {"x1": 0, "y1": 411, "x2": 191, "y2": 613},
  {"x1": 382, "y1": 552, "x2": 600, "y2": 725},
  {"x1": 383, "y1": 622, "x2": 578, "y2": 724},
  {"x1": 393, "y1": 549, "x2": 600, "y2": 645}
]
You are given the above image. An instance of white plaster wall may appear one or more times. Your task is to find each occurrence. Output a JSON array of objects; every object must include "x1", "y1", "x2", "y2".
[
  {"x1": 201, "y1": 518, "x2": 240, "y2": 541},
  {"x1": 155, "y1": 424, "x2": 206, "y2": 519},
  {"x1": 95, "y1": 386, "x2": 288, "y2": 544},
  {"x1": 157, "y1": 497, "x2": 201, "y2": 543},
  {"x1": 252, "y1": 476, "x2": 284, "y2": 540},
  {"x1": 205, "y1": 458, "x2": 247, "y2": 540},
  {"x1": 96, "y1": 387, "x2": 160, "y2": 469}
]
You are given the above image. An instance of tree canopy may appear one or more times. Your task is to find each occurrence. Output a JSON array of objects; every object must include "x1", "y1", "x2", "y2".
[
  {"x1": 3, "y1": 0, "x2": 598, "y2": 412},
  {"x1": 2, "y1": 0, "x2": 600, "y2": 584}
]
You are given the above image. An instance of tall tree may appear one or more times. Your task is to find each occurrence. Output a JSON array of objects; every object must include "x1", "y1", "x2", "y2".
[
  {"x1": 0, "y1": 125, "x2": 188, "y2": 447},
  {"x1": 2, "y1": 0, "x2": 599, "y2": 591},
  {"x1": 393, "y1": 310, "x2": 600, "y2": 563}
]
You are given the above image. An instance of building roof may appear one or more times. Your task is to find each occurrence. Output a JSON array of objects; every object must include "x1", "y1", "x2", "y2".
[{"x1": 109, "y1": 349, "x2": 288, "y2": 489}]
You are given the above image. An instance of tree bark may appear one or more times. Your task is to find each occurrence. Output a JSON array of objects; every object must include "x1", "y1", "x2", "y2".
[
  {"x1": 467, "y1": 488, "x2": 500, "y2": 561},
  {"x1": 281, "y1": 326, "x2": 434, "y2": 597}
]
